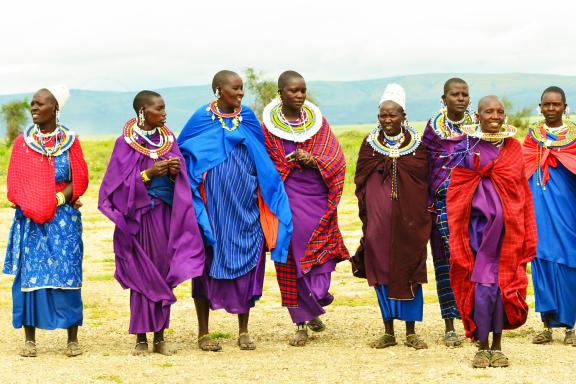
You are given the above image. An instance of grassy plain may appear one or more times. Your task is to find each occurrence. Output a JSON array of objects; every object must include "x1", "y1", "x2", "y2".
[{"x1": 0, "y1": 126, "x2": 573, "y2": 384}]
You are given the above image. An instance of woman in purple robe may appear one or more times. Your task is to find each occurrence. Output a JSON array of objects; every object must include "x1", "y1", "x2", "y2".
[
  {"x1": 262, "y1": 71, "x2": 348, "y2": 346},
  {"x1": 99, "y1": 91, "x2": 205, "y2": 355}
]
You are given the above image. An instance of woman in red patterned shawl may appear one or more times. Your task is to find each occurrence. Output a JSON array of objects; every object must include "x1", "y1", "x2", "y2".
[
  {"x1": 3, "y1": 86, "x2": 89, "y2": 357},
  {"x1": 262, "y1": 71, "x2": 348, "y2": 346},
  {"x1": 447, "y1": 96, "x2": 536, "y2": 368}
]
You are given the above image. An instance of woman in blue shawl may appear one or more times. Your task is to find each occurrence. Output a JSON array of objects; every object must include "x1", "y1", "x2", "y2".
[{"x1": 178, "y1": 70, "x2": 292, "y2": 351}]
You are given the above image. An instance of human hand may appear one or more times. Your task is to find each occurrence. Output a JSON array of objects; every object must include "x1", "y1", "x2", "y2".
[
  {"x1": 295, "y1": 149, "x2": 317, "y2": 168},
  {"x1": 73, "y1": 199, "x2": 83, "y2": 209},
  {"x1": 167, "y1": 157, "x2": 181, "y2": 177},
  {"x1": 145, "y1": 160, "x2": 170, "y2": 178}
]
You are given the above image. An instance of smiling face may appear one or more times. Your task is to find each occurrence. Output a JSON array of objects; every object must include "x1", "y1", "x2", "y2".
[
  {"x1": 378, "y1": 101, "x2": 405, "y2": 136},
  {"x1": 143, "y1": 96, "x2": 167, "y2": 129},
  {"x1": 442, "y1": 82, "x2": 470, "y2": 117},
  {"x1": 279, "y1": 76, "x2": 306, "y2": 111},
  {"x1": 30, "y1": 89, "x2": 57, "y2": 126},
  {"x1": 477, "y1": 97, "x2": 506, "y2": 134},
  {"x1": 540, "y1": 91, "x2": 566, "y2": 127},
  {"x1": 217, "y1": 74, "x2": 244, "y2": 112}
]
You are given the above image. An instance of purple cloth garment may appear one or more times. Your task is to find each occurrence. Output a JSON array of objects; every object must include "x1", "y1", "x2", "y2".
[
  {"x1": 460, "y1": 140, "x2": 506, "y2": 338},
  {"x1": 473, "y1": 284, "x2": 504, "y2": 342},
  {"x1": 283, "y1": 140, "x2": 335, "y2": 323},
  {"x1": 99, "y1": 134, "x2": 206, "y2": 333},
  {"x1": 192, "y1": 243, "x2": 266, "y2": 314}
]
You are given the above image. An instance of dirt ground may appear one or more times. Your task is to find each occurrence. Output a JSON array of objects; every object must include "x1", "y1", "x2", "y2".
[{"x1": 0, "y1": 186, "x2": 574, "y2": 384}]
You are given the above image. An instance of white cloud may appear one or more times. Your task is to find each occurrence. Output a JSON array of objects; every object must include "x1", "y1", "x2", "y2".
[{"x1": 2, "y1": 0, "x2": 576, "y2": 94}]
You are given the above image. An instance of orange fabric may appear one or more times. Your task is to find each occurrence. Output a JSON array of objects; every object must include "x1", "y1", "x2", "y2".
[
  {"x1": 522, "y1": 135, "x2": 576, "y2": 185},
  {"x1": 258, "y1": 189, "x2": 278, "y2": 251}
]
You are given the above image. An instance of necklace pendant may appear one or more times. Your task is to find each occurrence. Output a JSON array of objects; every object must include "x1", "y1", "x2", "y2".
[
  {"x1": 212, "y1": 114, "x2": 216, "y2": 121},
  {"x1": 150, "y1": 152, "x2": 159, "y2": 160}
]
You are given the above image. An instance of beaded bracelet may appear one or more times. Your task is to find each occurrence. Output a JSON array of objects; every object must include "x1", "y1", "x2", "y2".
[
  {"x1": 140, "y1": 170, "x2": 151, "y2": 183},
  {"x1": 56, "y1": 192, "x2": 66, "y2": 206}
]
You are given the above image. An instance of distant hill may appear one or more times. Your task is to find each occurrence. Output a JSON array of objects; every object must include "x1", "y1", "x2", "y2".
[{"x1": 2, "y1": 73, "x2": 576, "y2": 136}]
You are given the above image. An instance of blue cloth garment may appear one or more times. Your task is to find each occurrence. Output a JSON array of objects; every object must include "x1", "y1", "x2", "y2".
[
  {"x1": 529, "y1": 164, "x2": 576, "y2": 328},
  {"x1": 147, "y1": 175, "x2": 175, "y2": 207},
  {"x1": 177, "y1": 104, "x2": 292, "y2": 263},
  {"x1": 204, "y1": 144, "x2": 264, "y2": 279},
  {"x1": 3, "y1": 151, "x2": 84, "y2": 329},
  {"x1": 375, "y1": 284, "x2": 424, "y2": 322}
]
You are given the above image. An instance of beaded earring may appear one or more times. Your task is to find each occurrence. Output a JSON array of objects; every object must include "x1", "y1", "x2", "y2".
[
  {"x1": 138, "y1": 108, "x2": 145, "y2": 127},
  {"x1": 215, "y1": 88, "x2": 221, "y2": 99},
  {"x1": 55, "y1": 109, "x2": 60, "y2": 127},
  {"x1": 565, "y1": 106, "x2": 570, "y2": 117}
]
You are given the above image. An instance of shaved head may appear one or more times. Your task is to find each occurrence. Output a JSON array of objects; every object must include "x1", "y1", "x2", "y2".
[
  {"x1": 477, "y1": 95, "x2": 503, "y2": 113},
  {"x1": 443, "y1": 77, "x2": 468, "y2": 95},
  {"x1": 212, "y1": 70, "x2": 240, "y2": 92},
  {"x1": 133, "y1": 90, "x2": 161, "y2": 112},
  {"x1": 278, "y1": 70, "x2": 304, "y2": 90}
]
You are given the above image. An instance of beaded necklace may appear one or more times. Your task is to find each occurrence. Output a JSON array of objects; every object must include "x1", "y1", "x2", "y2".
[
  {"x1": 367, "y1": 125, "x2": 421, "y2": 200},
  {"x1": 210, "y1": 101, "x2": 242, "y2": 131},
  {"x1": 460, "y1": 123, "x2": 517, "y2": 140},
  {"x1": 262, "y1": 99, "x2": 323, "y2": 142},
  {"x1": 431, "y1": 108, "x2": 475, "y2": 139},
  {"x1": 123, "y1": 118, "x2": 174, "y2": 160},
  {"x1": 528, "y1": 119, "x2": 576, "y2": 190},
  {"x1": 24, "y1": 124, "x2": 76, "y2": 161}
]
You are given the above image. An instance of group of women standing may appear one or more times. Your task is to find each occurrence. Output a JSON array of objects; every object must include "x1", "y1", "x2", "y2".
[{"x1": 3, "y1": 72, "x2": 575, "y2": 368}]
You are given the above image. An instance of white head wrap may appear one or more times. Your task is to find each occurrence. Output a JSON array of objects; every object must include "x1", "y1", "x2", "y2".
[
  {"x1": 45, "y1": 85, "x2": 70, "y2": 110},
  {"x1": 379, "y1": 83, "x2": 406, "y2": 110}
]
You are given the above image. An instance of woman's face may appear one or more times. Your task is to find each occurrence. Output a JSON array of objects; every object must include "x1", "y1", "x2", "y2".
[
  {"x1": 378, "y1": 101, "x2": 405, "y2": 136},
  {"x1": 280, "y1": 77, "x2": 306, "y2": 111},
  {"x1": 540, "y1": 91, "x2": 566, "y2": 127},
  {"x1": 143, "y1": 96, "x2": 167, "y2": 128},
  {"x1": 442, "y1": 83, "x2": 470, "y2": 115},
  {"x1": 477, "y1": 99, "x2": 505, "y2": 134},
  {"x1": 218, "y1": 75, "x2": 244, "y2": 111},
  {"x1": 30, "y1": 90, "x2": 57, "y2": 126}
]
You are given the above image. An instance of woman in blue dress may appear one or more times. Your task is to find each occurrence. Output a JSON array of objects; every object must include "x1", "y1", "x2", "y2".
[{"x1": 3, "y1": 86, "x2": 89, "y2": 357}]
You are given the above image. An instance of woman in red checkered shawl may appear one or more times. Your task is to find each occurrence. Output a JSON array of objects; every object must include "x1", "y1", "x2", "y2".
[
  {"x1": 262, "y1": 71, "x2": 348, "y2": 346},
  {"x1": 447, "y1": 96, "x2": 536, "y2": 368}
]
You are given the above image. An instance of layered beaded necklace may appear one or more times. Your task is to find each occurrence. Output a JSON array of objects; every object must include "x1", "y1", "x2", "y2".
[
  {"x1": 367, "y1": 125, "x2": 421, "y2": 200},
  {"x1": 528, "y1": 119, "x2": 576, "y2": 189},
  {"x1": 123, "y1": 118, "x2": 174, "y2": 159},
  {"x1": 262, "y1": 99, "x2": 323, "y2": 143},
  {"x1": 24, "y1": 124, "x2": 76, "y2": 161},
  {"x1": 431, "y1": 108, "x2": 475, "y2": 139},
  {"x1": 210, "y1": 100, "x2": 242, "y2": 131}
]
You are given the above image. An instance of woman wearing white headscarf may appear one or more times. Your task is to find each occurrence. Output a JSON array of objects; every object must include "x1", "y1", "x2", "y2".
[
  {"x1": 353, "y1": 84, "x2": 430, "y2": 349},
  {"x1": 3, "y1": 86, "x2": 89, "y2": 357}
]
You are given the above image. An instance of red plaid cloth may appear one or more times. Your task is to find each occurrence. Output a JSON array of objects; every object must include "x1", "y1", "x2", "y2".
[
  {"x1": 447, "y1": 138, "x2": 537, "y2": 339},
  {"x1": 7, "y1": 134, "x2": 89, "y2": 224},
  {"x1": 263, "y1": 118, "x2": 349, "y2": 307}
]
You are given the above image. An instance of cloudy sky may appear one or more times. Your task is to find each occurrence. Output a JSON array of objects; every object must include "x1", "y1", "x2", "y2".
[{"x1": 1, "y1": 0, "x2": 575, "y2": 94}]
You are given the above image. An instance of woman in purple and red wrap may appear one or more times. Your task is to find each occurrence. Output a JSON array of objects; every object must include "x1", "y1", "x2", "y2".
[
  {"x1": 262, "y1": 71, "x2": 349, "y2": 346},
  {"x1": 99, "y1": 91, "x2": 205, "y2": 356},
  {"x1": 447, "y1": 96, "x2": 536, "y2": 368}
]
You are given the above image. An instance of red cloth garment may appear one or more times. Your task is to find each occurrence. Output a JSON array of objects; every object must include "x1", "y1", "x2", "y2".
[
  {"x1": 263, "y1": 118, "x2": 349, "y2": 307},
  {"x1": 522, "y1": 134, "x2": 576, "y2": 185},
  {"x1": 447, "y1": 138, "x2": 537, "y2": 339},
  {"x1": 7, "y1": 134, "x2": 89, "y2": 224}
]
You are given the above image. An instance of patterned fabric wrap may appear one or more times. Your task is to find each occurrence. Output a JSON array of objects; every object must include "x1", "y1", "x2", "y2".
[
  {"x1": 204, "y1": 145, "x2": 264, "y2": 279},
  {"x1": 263, "y1": 118, "x2": 349, "y2": 307},
  {"x1": 447, "y1": 138, "x2": 537, "y2": 338},
  {"x1": 4, "y1": 152, "x2": 84, "y2": 290},
  {"x1": 432, "y1": 257, "x2": 460, "y2": 319},
  {"x1": 7, "y1": 134, "x2": 89, "y2": 224}
]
